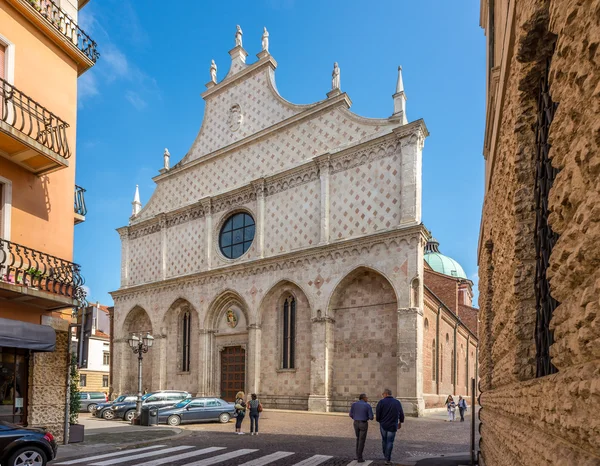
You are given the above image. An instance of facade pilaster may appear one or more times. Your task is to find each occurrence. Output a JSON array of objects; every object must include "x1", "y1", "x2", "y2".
[
  {"x1": 253, "y1": 180, "x2": 266, "y2": 258},
  {"x1": 117, "y1": 227, "x2": 130, "y2": 287},
  {"x1": 316, "y1": 155, "x2": 331, "y2": 245},
  {"x1": 201, "y1": 198, "x2": 213, "y2": 270},
  {"x1": 156, "y1": 334, "x2": 167, "y2": 390},
  {"x1": 308, "y1": 314, "x2": 334, "y2": 411},
  {"x1": 397, "y1": 129, "x2": 424, "y2": 226},
  {"x1": 159, "y1": 214, "x2": 167, "y2": 280},
  {"x1": 198, "y1": 329, "x2": 214, "y2": 396},
  {"x1": 397, "y1": 307, "x2": 424, "y2": 416},
  {"x1": 246, "y1": 324, "x2": 262, "y2": 395}
]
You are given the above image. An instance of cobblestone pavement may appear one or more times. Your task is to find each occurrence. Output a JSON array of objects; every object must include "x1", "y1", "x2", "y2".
[{"x1": 56, "y1": 410, "x2": 477, "y2": 465}]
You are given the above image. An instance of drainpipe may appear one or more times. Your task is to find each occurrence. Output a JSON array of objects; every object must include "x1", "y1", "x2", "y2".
[
  {"x1": 64, "y1": 323, "x2": 75, "y2": 445},
  {"x1": 436, "y1": 306, "x2": 441, "y2": 396},
  {"x1": 453, "y1": 323, "x2": 458, "y2": 395},
  {"x1": 109, "y1": 307, "x2": 114, "y2": 400},
  {"x1": 466, "y1": 335, "x2": 470, "y2": 396}
]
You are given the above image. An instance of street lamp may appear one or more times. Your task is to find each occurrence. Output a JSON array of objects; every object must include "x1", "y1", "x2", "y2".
[{"x1": 127, "y1": 332, "x2": 154, "y2": 422}]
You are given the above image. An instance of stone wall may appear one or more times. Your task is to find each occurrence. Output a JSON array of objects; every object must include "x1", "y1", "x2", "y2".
[
  {"x1": 28, "y1": 331, "x2": 68, "y2": 442},
  {"x1": 478, "y1": 0, "x2": 600, "y2": 463}
]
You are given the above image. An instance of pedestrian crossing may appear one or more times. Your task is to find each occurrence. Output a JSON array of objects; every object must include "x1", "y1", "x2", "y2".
[{"x1": 55, "y1": 445, "x2": 380, "y2": 466}]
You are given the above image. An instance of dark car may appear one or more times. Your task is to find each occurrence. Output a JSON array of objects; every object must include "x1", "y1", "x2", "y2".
[
  {"x1": 110, "y1": 391, "x2": 191, "y2": 422},
  {"x1": 0, "y1": 421, "x2": 57, "y2": 466},
  {"x1": 158, "y1": 397, "x2": 235, "y2": 426},
  {"x1": 79, "y1": 392, "x2": 108, "y2": 413},
  {"x1": 92, "y1": 394, "x2": 137, "y2": 420}
]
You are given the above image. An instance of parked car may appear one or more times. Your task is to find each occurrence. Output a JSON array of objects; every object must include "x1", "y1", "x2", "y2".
[
  {"x1": 110, "y1": 391, "x2": 191, "y2": 422},
  {"x1": 93, "y1": 394, "x2": 137, "y2": 420},
  {"x1": 79, "y1": 392, "x2": 108, "y2": 413},
  {"x1": 158, "y1": 397, "x2": 235, "y2": 426},
  {"x1": 0, "y1": 421, "x2": 57, "y2": 466}
]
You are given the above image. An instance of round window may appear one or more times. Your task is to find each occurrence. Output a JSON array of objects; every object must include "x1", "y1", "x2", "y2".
[{"x1": 219, "y1": 212, "x2": 255, "y2": 259}]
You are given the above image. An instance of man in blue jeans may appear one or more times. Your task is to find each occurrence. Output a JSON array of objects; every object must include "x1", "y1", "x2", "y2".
[{"x1": 375, "y1": 388, "x2": 405, "y2": 465}]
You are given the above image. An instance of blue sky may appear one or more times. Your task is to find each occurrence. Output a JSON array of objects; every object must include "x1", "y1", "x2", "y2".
[{"x1": 74, "y1": 0, "x2": 486, "y2": 306}]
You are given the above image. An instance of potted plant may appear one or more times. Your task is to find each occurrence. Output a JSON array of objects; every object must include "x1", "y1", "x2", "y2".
[
  {"x1": 25, "y1": 267, "x2": 45, "y2": 289},
  {"x1": 68, "y1": 355, "x2": 84, "y2": 443}
]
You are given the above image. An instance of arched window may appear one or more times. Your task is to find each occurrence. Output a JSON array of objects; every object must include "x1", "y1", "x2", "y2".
[
  {"x1": 424, "y1": 318, "x2": 429, "y2": 332},
  {"x1": 282, "y1": 296, "x2": 296, "y2": 369},
  {"x1": 181, "y1": 311, "x2": 191, "y2": 372},
  {"x1": 432, "y1": 339, "x2": 436, "y2": 381}
]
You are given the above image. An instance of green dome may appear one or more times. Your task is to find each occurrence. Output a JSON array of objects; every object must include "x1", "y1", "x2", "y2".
[{"x1": 424, "y1": 238, "x2": 467, "y2": 279}]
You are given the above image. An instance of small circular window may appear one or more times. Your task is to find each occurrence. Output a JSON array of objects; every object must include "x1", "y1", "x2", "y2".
[{"x1": 219, "y1": 212, "x2": 255, "y2": 259}]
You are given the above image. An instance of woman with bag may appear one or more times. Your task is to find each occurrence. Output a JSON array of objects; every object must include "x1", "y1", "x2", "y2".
[
  {"x1": 445, "y1": 395, "x2": 456, "y2": 422},
  {"x1": 234, "y1": 391, "x2": 247, "y2": 434},
  {"x1": 248, "y1": 393, "x2": 263, "y2": 435}
]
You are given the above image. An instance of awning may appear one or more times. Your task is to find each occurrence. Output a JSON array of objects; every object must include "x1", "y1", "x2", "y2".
[{"x1": 0, "y1": 317, "x2": 56, "y2": 352}]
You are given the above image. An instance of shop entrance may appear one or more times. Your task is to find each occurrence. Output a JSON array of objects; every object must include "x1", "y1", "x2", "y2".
[{"x1": 0, "y1": 347, "x2": 29, "y2": 424}]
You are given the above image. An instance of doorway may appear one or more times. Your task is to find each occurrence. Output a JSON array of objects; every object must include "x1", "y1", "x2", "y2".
[{"x1": 220, "y1": 346, "x2": 245, "y2": 402}]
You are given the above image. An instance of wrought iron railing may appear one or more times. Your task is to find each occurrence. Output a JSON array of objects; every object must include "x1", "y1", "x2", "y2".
[
  {"x1": 74, "y1": 185, "x2": 87, "y2": 217},
  {"x1": 26, "y1": 0, "x2": 99, "y2": 63},
  {"x1": 0, "y1": 77, "x2": 71, "y2": 159},
  {"x1": 534, "y1": 59, "x2": 560, "y2": 378},
  {"x1": 0, "y1": 238, "x2": 85, "y2": 301}
]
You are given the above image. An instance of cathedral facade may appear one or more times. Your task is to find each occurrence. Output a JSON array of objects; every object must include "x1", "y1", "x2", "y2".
[{"x1": 111, "y1": 28, "x2": 432, "y2": 415}]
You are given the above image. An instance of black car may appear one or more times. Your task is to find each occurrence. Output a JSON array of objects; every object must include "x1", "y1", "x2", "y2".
[
  {"x1": 92, "y1": 394, "x2": 137, "y2": 420},
  {"x1": 158, "y1": 398, "x2": 235, "y2": 426},
  {"x1": 0, "y1": 421, "x2": 57, "y2": 466},
  {"x1": 110, "y1": 391, "x2": 191, "y2": 422}
]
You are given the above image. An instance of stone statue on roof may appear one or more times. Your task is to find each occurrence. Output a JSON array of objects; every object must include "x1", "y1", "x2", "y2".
[
  {"x1": 262, "y1": 27, "x2": 269, "y2": 53},
  {"x1": 235, "y1": 25, "x2": 243, "y2": 47},
  {"x1": 210, "y1": 60, "x2": 217, "y2": 84},
  {"x1": 332, "y1": 62, "x2": 340, "y2": 90},
  {"x1": 163, "y1": 148, "x2": 170, "y2": 170}
]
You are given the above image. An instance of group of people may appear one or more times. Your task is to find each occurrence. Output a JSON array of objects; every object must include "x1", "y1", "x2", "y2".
[
  {"x1": 349, "y1": 389, "x2": 405, "y2": 465},
  {"x1": 232, "y1": 391, "x2": 262, "y2": 435},
  {"x1": 445, "y1": 395, "x2": 468, "y2": 422}
]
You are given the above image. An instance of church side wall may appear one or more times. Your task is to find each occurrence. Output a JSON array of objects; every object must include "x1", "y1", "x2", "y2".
[
  {"x1": 478, "y1": 0, "x2": 600, "y2": 463},
  {"x1": 165, "y1": 218, "x2": 206, "y2": 279}
]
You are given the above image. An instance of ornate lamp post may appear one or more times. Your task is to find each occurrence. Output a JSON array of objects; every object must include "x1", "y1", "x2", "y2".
[{"x1": 127, "y1": 332, "x2": 154, "y2": 421}]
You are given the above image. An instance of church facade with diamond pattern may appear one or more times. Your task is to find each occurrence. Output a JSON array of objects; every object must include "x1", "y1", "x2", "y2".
[{"x1": 111, "y1": 28, "x2": 438, "y2": 415}]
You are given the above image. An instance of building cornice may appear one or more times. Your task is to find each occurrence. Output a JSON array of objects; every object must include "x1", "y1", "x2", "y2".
[{"x1": 110, "y1": 224, "x2": 428, "y2": 300}]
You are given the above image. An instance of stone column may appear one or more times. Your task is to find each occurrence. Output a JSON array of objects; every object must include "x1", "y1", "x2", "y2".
[
  {"x1": 246, "y1": 324, "x2": 262, "y2": 395},
  {"x1": 397, "y1": 307, "x2": 425, "y2": 416},
  {"x1": 117, "y1": 227, "x2": 130, "y2": 287},
  {"x1": 253, "y1": 180, "x2": 266, "y2": 258},
  {"x1": 198, "y1": 329, "x2": 212, "y2": 396},
  {"x1": 397, "y1": 129, "x2": 424, "y2": 226},
  {"x1": 155, "y1": 334, "x2": 167, "y2": 390},
  {"x1": 316, "y1": 155, "x2": 331, "y2": 245},
  {"x1": 112, "y1": 339, "x2": 126, "y2": 395},
  {"x1": 308, "y1": 314, "x2": 334, "y2": 412},
  {"x1": 201, "y1": 198, "x2": 213, "y2": 269},
  {"x1": 159, "y1": 214, "x2": 167, "y2": 280}
]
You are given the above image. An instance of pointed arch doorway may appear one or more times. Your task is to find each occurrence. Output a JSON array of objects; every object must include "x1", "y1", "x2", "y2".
[{"x1": 220, "y1": 346, "x2": 246, "y2": 402}]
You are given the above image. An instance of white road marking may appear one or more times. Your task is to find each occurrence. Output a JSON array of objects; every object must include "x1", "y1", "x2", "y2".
[
  {"x1": 185, "y1": 449, "x2": 258, "y2": 465},
  {"x1": 291, "y1": 455, "x2": 333, "y2": 466},
  {"x1": 237, "y1": 451, "x2": 295, "y2": 465},
  {"x1": 54, "y1": 445, "x2": 167, "y2": 465},
  {"x1": 346, "y1": 461, "x2": 373, "y2": 465},
  {"x1": 129, "y1": 447, "x2": 226, "y2": 466},
  {"x1": 90, "y1": 446, "x2": 194, "y2": 465}
]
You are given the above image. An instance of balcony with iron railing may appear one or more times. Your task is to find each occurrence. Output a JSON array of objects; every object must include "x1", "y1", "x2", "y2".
[
  {"x1": 74, "y1": 185, "x2": 87, "y2": 224},
  {"x1": 7, "y1": 0, "x2": 99, "y2": 74},
  {"x1": 0, "y1": 238, "x2": 85, "y2": 309},
  {"x1": 0, "y1": 77, "x2": 72, "y2": 174}
]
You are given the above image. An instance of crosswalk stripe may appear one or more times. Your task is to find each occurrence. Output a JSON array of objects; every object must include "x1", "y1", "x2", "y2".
[
  {"x1": 129, "y1": 447, "x2": 226, "y2": 466},
  {"x1": 90, "y1": 446, "x2": 194, "y2": 465},
  {"x1": 291, "y1": 455, "x2": 333, "y2": 466},
  {"x1": 238, "y1": 451, "x2": 295, "y2": 465},
  {"x1": 185, "y1": 449, "x2": 259, "y2": 466},
  {"x1": 346, "y1": 461, "x2": 373, "y2": 465},
  {"x1": 54, "y1": 445, "x2": 167, "y2": 465}
]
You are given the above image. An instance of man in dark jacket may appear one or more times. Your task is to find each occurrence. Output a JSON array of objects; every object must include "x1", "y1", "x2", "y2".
[
  {"x1": 375, "y1": 388, "x2": 405, "y2": 465},
  {"x1": 349, "y1": 393, "x2": 373, "y2": 462}
]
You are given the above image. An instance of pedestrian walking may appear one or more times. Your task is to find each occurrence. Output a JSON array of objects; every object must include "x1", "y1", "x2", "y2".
[
  {"x1": 234, "y1": 391, "x2": 246, "y2": 434},
  {"x1": 349, "y1": 393, "x2": 373, "y2": 463},
  {"x1": 457, "y1": 395, "x2": 467, "y2": 422},
  {"x1": 248, "y1": 393, "x2": 262, "y2": 435},
  {"x1": 375, "y1": 388, "x2": 404, "y2": 465},
  {"x1": 445, "y1": 395, "x2": 456, "y2": 422}
]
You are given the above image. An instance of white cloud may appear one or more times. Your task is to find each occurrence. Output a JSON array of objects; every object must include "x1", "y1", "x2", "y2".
[
  {"x1": 78, "y1": 73, "x2": 99, "y2": 102},
  {"x1": 103, "y1": 46, "x2": 130, "y2": 79},
  {"x1": 125, "y1": 91, "x2": 148, "y2": 110}
]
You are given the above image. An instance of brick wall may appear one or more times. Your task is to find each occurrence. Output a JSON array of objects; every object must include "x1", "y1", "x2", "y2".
[
  {"x1": 457, "y1": 304, "x2": 479, "y2": 337},
  {"x1": 478, "y1": 0, "x2": 600, "y2": 463},
  {"x1": 424, "y1": 269, "x2": 458, "y2": 314}
]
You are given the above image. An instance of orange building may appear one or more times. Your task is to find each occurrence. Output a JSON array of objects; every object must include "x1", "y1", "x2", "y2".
[{"x1": 0, "y1": 0, "x2": 98, "y2": 442}]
